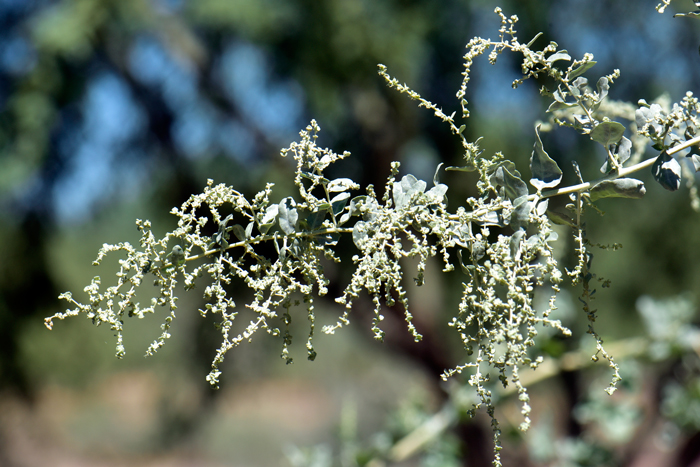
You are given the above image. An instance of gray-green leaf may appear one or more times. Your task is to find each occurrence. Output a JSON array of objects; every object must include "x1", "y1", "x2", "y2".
[
  {"x1": 569, "y1": 60, "x2": 597, "y2": 80},
  {"x1": 278, "y1": 198, "x2": 298, "y2": 234},
  {"x1": 689, "y1": 154, "x2": 700, "y2": 172},
  {"x1": 393, "y1": 174, "x2": 427, "y2": 209},
  {"x1": 510, "y1": 195, "x2": 531, "y2": 230},
  {"x1": 547, "y1": 51, "x2": 571, "y2": 64},
  {"x1": 590, "y1": 121, "x2": 625, "y2": 147},
  {"x1": 491, "y1": 165, "x2": 528, "y2": 201},
  {"x1": 530, "y1": 124, "x2": 563, "y2": 191},
  {"x1": 589, "y1": 178, "x2": 646, "y2": 201},
  {"x1": 259, "y1": 204, "x2": 279, "y2": 234},
  {"x1": 600, "y1": 136, "x2": 632, "y2": 173},
  {"x1": 327, "y1": 178, "x2": 359, "y2": 192},
  {"x1": 547, "y1": 101, "x2": 578, "y2": 112}
]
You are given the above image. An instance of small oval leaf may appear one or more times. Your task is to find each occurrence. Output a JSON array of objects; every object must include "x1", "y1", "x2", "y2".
[{"x1": 590, "y1": 121, "x2": 625, "y2": 147}]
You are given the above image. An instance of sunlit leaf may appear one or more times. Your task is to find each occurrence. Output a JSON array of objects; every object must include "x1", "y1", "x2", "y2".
[
  {"x1": 278, "y1": 198, "x2": 298, "y2": 234},
  {"x1": 393, "y1": 174, "x2": 427, "y2": 209},
  {"x1": 327, "y1": 178, "x2": 359, "y2": 192},
  {"x1": 530, "y1": 125, "x2": 563, "y2": 191},
  {"x1": 547, "y1": 51, "x2": 571, "y2": 64},
  {"x1": 259, "y1": 204, "x2": 279, "y2": 234},
  {"x1": 688, "y1": 154, "x2": 700, "y2": 172}
]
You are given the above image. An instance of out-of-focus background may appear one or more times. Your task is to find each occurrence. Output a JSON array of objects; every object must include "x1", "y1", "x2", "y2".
[{"x1": 1, "y1": 0, "x2": 700, "y2": 466}]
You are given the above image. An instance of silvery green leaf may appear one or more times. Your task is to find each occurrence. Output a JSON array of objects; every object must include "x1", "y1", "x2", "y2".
[
  {"x1": 220, "y1": 214, "x2": 233, "y2": 227},
  {"x1": 616, "y1": 136, "x2": 632, "y2": 165},
  {"x1": 600, "y1": 136, "x2": 632, "y2": 173},
  {"x1": 339, "y1": 195, "x2": 367, "y2": 225},
  {"x1": 510, "y1": 195, "x2": 531, "y2": 230},
  {"x1": 456, "y1": 250, "x2": 472, "y2": 274},
  {"x1": 553, "y1": 89, "x2": 567, "y2": 103},
  {"x1": 573, "y1": 114, "x2": 593, "y2": 133},
  {"x1": 536, "y1": 199, "x2": 549, "y2": 217},
  {"x1": 596, "y1": 76, "x2": 609, "y2": 102},
  {"x1": 526, "y1": 234, "x2": 541, "y2": 249},
  {"x1": 445, "y1": 163, "x2": 477, "y2": 172},
  {"x1": 327, "y1": 178, "x2": 359, "y2": 192},
  {"x1": 569, "y1": 61, "x2": 596, "y2": 80},
  {"x1": 530, "y1": 124, "x2": 563, "y2": 191},
  {"x1": 590, "y1": 121, "x2": 625, "y2": 147},
  {"x1": 652, "y1": 151, "x2": 682, "y2": 191},
  {"x1": 547, "y1": 101, "x2": 577, "y2": 112},
  {"x1": 433, "y1": 162, "x2": 444, "y2": 186},
  {"x1": 362, "y1": 198, "x2": 379, "y2": 222},
  {"x1": 572, "y1": 76, "x2": 588, "y2": 94},
  {"x1": 547, "y1": 51, "x2": 571, "y2": 64},
  {"x1": 471, "y1": 239, "x2": 486, "y2": 262},
  {"x1": 402, "y1": 174, "x2": 427, "y2": 195},
  {"x1": 547, "y1": 209, "x2": 575, "y2": 227},
  {"x1": 688, "y1": 154, "x2": 700, "y2": 172},
  {"x1": 393, "y1": 174, "x2": 427, "y2": 209},
  {"x1": 245, "y1": 222, "x2": 254, "y2": 239},
  {"x1": 330, "y1": 192, "x2": 350, "y2": 215},
  {"x1": 278, "y1": 198, "x2": 298, "y2": 235},
  {"x1": 635, "y1": 104, "x2": 665, "y2": 136},
  {"x1": 259, "y1": 204, "x2": 279, "y2": 234},
  {"x1": 491, "y1": 165, "x2": 528, "y2": 201},
  {"x1": 426, "y1": 184, "x2": 448, "y2": 204},
  {"x1": 300, "y1": 171, "x2": 329, "y2": 185},
  {"x1": 318, "y1": 155, "x2": 332, "y2": 171},
  {"x1": 526, "y1": 32, "x2": 543, "y2": 48},
  {"x1": 589, "y1": 178, "x2": 646, "y2": 201}
]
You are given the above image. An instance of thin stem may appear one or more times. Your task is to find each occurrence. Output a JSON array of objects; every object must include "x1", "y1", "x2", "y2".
[
  {"x1": 536, "y1": 152, "x2": 660, "y2": 200},
  {"x1": 668, "y1": 134, "x2": 700, "y2": 155}
]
